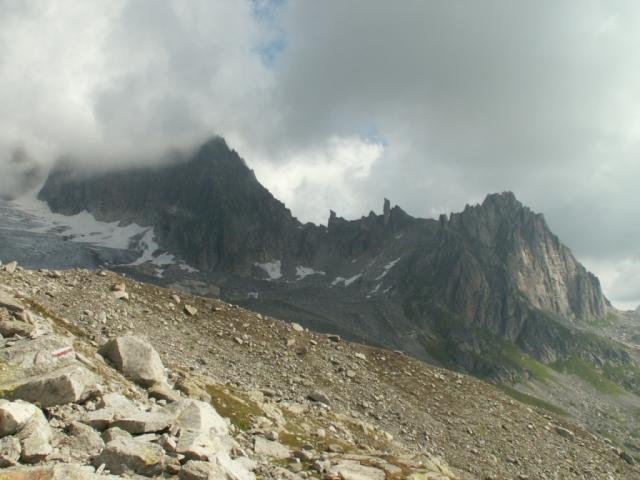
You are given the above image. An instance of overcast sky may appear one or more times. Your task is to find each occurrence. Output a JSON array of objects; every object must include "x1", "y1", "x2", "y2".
[{"x1": 1, "y1": 1, "x2": 640, "y2": 308}]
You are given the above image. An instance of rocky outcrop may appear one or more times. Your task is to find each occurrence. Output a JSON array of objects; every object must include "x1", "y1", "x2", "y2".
[{"x1": 39, "y1": 138, "x2": 303, "y2": 275}]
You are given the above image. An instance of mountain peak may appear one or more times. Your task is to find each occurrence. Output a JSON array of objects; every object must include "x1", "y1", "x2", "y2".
[{"x1": 482, "y1": 191, "x2": 521, "y2": 209}]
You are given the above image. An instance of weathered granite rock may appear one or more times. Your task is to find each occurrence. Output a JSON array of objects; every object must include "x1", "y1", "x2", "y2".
[
  {"x1": 0, "y1": 435, "x2": 21, "y2": 467},
  {"x1": 93, "y1": 436, "x2": 166, "y2": 476},
  {"x1": 179, "y1": 454, "x2": 254, "y2": 480},
  {"x1": 0, "y1": 320, "x2": 35, "y2": 338},
  {"x1": 112, "y1": 410, "x2": 173, "y2": 434},
  {"x1": 97, "y1": 392, "x2": 139, "y2": 416},
  {"x1": 9, "y1": 364, "x2": 96, "y2": 407},
  {"x1": 253, "y1": 437, "x2": 290, "y2": 460},
  {"x1": 66, "y1": 421, "x2": 105, "y2": 460},
  {"x1": 0, "y1": 399, "x2": 39, "y2": 437},
  {"x1": 326, "y1": 460, "x2": 386, "y2": 480},
  {"x1": 101, "y1": 426, "x2": 132, "y2": 443},
  {"x1": 148, "y1": 382, "x2": 182, "y2": 403},
  {"x1": 18, "y1": 408, "x2": 52, "y2": 463},
  {"x1": 81, "y1": 408, "x2": 114, "y2": 431},
  {"x1": 100, "y1": 336, "x2": 166, "y2": 387},
  {"x1": 3, "y1": 261, "x2": 18, "y2": 274},
  {"x1": 172, "y1": 399, "x2": 228, "y2": 436},
  {"x1": 0, "y1": 290, "x2": 25, "y2": 313},
  {"x1": 176, "y1": 429, "x2": 233, "y2": 461}
]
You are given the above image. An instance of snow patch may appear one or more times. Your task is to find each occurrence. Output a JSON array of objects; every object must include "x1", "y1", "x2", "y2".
[
  {"x1": 178, "y1": 263, "x2": 199, "y2": 273},
  {"x1": 296, "y1": 266, "x2": 325, "y2": 280},
  {"x1": 344, "y1": 273, "x2": 362, "y2": 286},
  {"x1": 255, "y1": 260, "x2": 282, "y2": 280},
  {"x1": 375, "y1": 257, "x2": 402, "y2": 280},
  {"x1": 10, "y1": 192, "x2": 199, "y2": 277},
  {"x1": 332, "y1": 273, "x2": 362, "y2": 287},
  {"x1": 13, "y1": 194, "x2": 150, "y2": 250}
]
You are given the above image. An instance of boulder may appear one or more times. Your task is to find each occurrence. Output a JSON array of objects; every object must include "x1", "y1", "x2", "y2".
[
  {"x1": 93, "y1": 436, "x2": 166, "y2": 476},
  {"x1": 0, "y1": 320, "x2": 35, "y2": 338},
  {"x1": 4, "y1": 261, "x2": 18, "y2": 274},
  {"x1": 184, "y1": 305, "x2": 198, "y2": 316},
  {"x1": 112, "y1": 291, "x2": 129, "y2": 301},
  {"x1": 101, "y1": 426, "x2": 132, "y2": 443},
  {"x1": 148, "y1": 382, "x2": 182, "y2": 403},
  {"x1": 0, "y1": 399, "x2": 39, "y2": 437},
  {"x1": 9, "y1": 364, "x2": 96, "y2": 407},
  {"x1": 18, "y1": 408, "x2": 52, "y2": 464},
  {"x1": 97, "y1": 392, "x2": 139, "y2": 416},
  {"x1": 66, "y1": 421, "x2": 105, "y2": 459},
  {"x1": 0, "y1": 290, "x2": 25, "y2": 313},
  {"x1": 176, "y1": 429, "x2": 233, "y2": 461},
  {"x1": 253, "y1": 437, "x2": 290, "y2": 460},
  {"x1": 554, "y1": 426, "x2": 575, "y2": 440},
  {"x1": 81, "y1": 408, "x2": 114, "y2": 431},
  {"x1": 100, "y1": 336, "x2": 166, "y2": 387},
  {"x1": 326, "y1": 461, "x2": 386, "y2": 480},
  {"x1": 179, "y1": 454, "x2": 254, "y2": 480},
  {"x1": 172, "y1": 399, "x2": 228, "y2": 436},
  {"x1": 112, "y1": 410, "x2": 173, "y2": 434},
  {"x1": 308, "y1": 390, "x2": 330, "y2": 405},
  {"x1": 0, "y1": 435, "x2": 21, "y2": 467}
]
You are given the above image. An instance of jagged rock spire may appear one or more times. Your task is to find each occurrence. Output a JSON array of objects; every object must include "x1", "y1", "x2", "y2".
[{"x1": 383, "y1": 198, "x2": 391, "y2": 227}]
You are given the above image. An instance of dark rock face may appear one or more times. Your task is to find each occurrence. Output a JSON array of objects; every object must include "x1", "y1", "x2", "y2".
[
  {"x1": 39, "y1": 138, "x2": 303, "y2": 274},
  {"x1": 38, "y1": 136, "x2": 617, "y2": 380}
]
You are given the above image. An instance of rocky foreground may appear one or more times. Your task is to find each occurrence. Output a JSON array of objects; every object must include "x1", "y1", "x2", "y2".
[{"x1": 0, "y1": 263, "x2": 636, "y2": 479}]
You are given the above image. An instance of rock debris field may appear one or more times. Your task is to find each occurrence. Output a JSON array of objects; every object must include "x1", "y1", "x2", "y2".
[{"x1": 0, "y1": 262, "x2": 636, "y2": 479}]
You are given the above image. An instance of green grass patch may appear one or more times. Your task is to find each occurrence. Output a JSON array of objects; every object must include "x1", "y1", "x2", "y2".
[
  {"x1": 498, "y1": 384, "x2": 568, "y2": 416},
  {"x1": 586, "y1": 312, "x2": 619, "y2": 329},
  {"x1": 206, "y1": 383, "x2": 262, "y2": 431},
  {"x1": 552, "y1": 356, "x2": 626, "y2": 395},
  {"x1": 499, "y1": 342, "x2": 556, "y2": 384}
]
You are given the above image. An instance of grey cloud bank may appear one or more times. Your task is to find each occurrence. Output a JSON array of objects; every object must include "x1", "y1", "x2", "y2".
[{"x1": 0, "y1": 0, "x2": 639, "y2": 308}]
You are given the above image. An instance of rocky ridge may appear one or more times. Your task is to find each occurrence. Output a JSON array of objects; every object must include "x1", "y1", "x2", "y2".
[
  {"x1": 0, "y1": 262, "x2": 637, "y2": 479},
  {"x1": 35, "y1": 138, "x2": 611, "y2": 380}
]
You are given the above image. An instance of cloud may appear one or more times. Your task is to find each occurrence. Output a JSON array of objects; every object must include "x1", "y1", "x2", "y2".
[
  {"x1": 0, "y1": 0, "x2": 276, "y2": 176},
  {"x1": 1, "y1": 0, "x2": 640, "y2": 307}
]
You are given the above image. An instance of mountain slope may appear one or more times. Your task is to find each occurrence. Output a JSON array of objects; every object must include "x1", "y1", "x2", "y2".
[
  {"x1": 1, "y1": 265, "x2": 637, "y2": 478},
  {"x1": 33, "y1": 136, "x2": 640, "y2": 451}
]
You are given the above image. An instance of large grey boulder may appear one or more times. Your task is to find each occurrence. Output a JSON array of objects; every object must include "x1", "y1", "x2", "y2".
[
  {"x1": 100, "y1": 336, "x2": 166, "y2": 387},
  {"x1": 112, "y1": 410, "x2": 173, "y2": 434},
  {"x1": 93, "y1": 436, "x2": 166, "y2": 476},
  {"x1": 18, "y1": 408, "x2": 52, "y2": 463},
  {"x1": 0, "y1": 399, "x2": 39, "y2": 437},
  {"x1": 0, "y1": 290, "x2": 23, "y2": 313},
  {"x1": 0, "y1": 319, "x2": 35, "y2": 338},
  {"x1": 65, "y1": 421, "x2": 105, "y2": 462},
  {"x1": 179, "y1": 455, "x2": 255, "y2": 480},
  {"x1": 9, "y1": 364, "x2": 96, "y2": 407},
  {"x1": 97, "y1": 392, "x2": 139, "y2": 416},
  {"x1": 176, "y1": 429, "x2": 233, "y2": 461},
  {"x1": 253, "y1": 437, "x2": 290, "y2": 460},
  {"x1": 82, "y1": 393, "x2": 139, "y2": 430},
  {"x1": 326, "y1": 461, "x2": 386, "y2": 480},
  {"x1": 172, "y1": 399, "x2": 229, "y2": 436}
]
